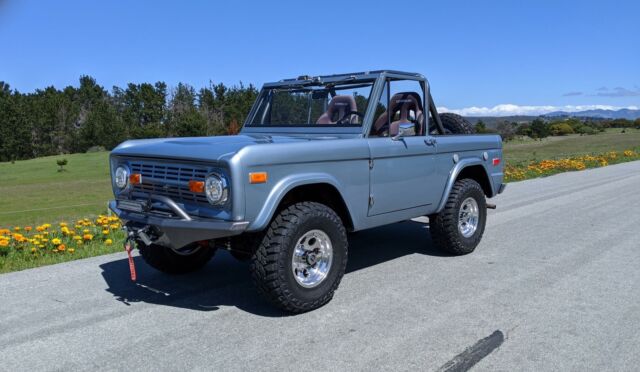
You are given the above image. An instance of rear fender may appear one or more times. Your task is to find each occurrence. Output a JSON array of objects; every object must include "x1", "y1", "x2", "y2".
[{"x1": 434, "y1": 158, "x2": 491, "y2": 213}]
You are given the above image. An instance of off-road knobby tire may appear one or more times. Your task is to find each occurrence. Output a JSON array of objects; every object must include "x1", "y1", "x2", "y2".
[
  {"x1": 429, "y1": 178, "x2": 487, "y2": 255},
  {"x1": 439, "y1": 113, "x2": 475, "y2": 134},
  {"x1": 138, "y1": 242, "x2": 216, "y2": 274},
  {"x1": 250, "y1": 202, "x2": 348, "y2": 313}
]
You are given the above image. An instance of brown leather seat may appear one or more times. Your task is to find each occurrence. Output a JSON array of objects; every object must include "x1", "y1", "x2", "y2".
[
  {"x1": 316, "y1": 95, "x2": 358, "y2": 125},
  {"x1": 372, "y1": 92, "x2": 424, "y2": 136}
]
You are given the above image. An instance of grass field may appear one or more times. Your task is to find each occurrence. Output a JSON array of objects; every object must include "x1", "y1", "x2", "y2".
[
  {"x1": 504, "y1": 128, "x2": 640, "y2": 164},
  {"x1": 0, "y1": 152, "x2": 113, "y2": 227}
]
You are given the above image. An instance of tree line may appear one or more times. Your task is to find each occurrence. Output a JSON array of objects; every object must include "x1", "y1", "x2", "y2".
[
  {"x1": 2, "y1": 75, "x2": 640, "y2": 161},
  {"x1": 0, "y1": 76, "x2": 258, "y2": 161},
  {"x1": 476, "y1": 117, "x2": 640, "y2": 141}
]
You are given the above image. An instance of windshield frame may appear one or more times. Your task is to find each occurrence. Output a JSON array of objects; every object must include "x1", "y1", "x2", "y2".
[
  {"x1": 241, "y1": 72, "x2": 431, "y2": 136},
  {"x1": 244, "y1": 77, "x2": 377, "y2": 130}
]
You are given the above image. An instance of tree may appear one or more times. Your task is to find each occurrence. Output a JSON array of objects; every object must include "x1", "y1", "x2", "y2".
[
  {"x1": 475, "y1": 120, "x2": 487, "y2": 133},
  {"x1": 167, "y1": 84, "x2": 207, "y2": 137},
  {"x1": 198, "y1": 84, "x2": 225, "y2": 135},
  {"x1": 496, "y1": 121, "x2": 516, "y2": 141},
  {"x1": 0, "y1": 77, "x2": 261, "y2": 161},
  {"x1": 121, "y1": 82, "x2": 167, "y2": 138},
  {"x1": 516, "y1": 123, "x2": 532, "y2": 137},
  {"x1": 610, "y1": 119, "x2": 633, "y2": 128},
  {"x1": 80, "y1": 100, "x2": 126, "y2": 150},
  {"x1": 530, "y1": 118, "x2": 550, "y2": 139},
  {"x1": 0, "y1": 83, "x2": 32, "y2": 161}
]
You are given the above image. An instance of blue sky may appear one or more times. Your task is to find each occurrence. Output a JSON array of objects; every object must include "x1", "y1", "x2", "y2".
[{"x1": 1, "y1": 0, "x2": 638, "y2": 116}]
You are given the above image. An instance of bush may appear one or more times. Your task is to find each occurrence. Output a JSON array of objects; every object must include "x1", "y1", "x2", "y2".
[
  {"x1": 549, "y1": 123, "x2": 574, "y2": 136},
  {"x1": 576, "y1": 126, "x2": 597, "y2": 135},
  {"x1": 56, "y1": 159, "x2": 68, "y2": 172}
]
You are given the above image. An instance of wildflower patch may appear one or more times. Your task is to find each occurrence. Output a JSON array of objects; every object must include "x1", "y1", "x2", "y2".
[
  {"x1": 505, "y1": 149, "x2": 640, "y2": 182},
  {"x1": 0, "y1": 215, "x2": 125, "y2": 273}
]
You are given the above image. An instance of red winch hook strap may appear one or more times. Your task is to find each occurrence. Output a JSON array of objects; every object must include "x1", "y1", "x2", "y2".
[{"x1": 124, "y1": 239, "x2": 137, "y2": 282}]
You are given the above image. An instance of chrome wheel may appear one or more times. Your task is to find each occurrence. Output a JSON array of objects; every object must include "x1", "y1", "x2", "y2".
[
  {"x1": 458, "y1": 197, "x2": 480, "y2": 238},
  {"x1": 291, "y1": 229, "x2": 333, "y2": 288}
]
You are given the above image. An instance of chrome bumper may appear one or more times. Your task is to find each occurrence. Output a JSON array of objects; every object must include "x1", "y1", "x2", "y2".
[{"x1": 109, "y1": 196, "x2": 248, "y2": 249}]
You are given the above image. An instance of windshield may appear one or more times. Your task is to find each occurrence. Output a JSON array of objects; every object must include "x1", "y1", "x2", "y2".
[{"x1": 248, "y1": 81, "x2": 374, "y2": 127}]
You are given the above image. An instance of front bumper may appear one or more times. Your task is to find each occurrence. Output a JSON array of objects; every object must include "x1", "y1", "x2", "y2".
[{"x1": 109, "y1": 197, "x2": 248, "y2": 249}]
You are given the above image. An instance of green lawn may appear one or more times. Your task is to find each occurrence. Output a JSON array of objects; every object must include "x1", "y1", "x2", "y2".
[
  {"x1": 0, "y1": 152, "x2": 113, "y2": 227},
  {"x1": 504, "y1": 128, "x2": 640, "y2": 165}
]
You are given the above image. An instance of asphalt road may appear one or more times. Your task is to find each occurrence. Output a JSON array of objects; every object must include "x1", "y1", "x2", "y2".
[{"x1": 1, "y1": 161, "x2": 640, "y2": 371}]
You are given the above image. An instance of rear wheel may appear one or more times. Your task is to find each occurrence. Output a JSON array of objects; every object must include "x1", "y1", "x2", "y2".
[
  {"x1": 250, "y1": 202, "x2": 348, "y2": 313},
  {"x1": 429, "y1": 178, "x2": 486, "y2": 255},
  {"x1": 138, "y1": 241, "x2": 216, "y2": 274}
]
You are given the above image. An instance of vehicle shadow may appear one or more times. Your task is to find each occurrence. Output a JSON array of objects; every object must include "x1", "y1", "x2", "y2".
[{"x1": 99, "y1": 219, "x2": 451, "y2": 317}]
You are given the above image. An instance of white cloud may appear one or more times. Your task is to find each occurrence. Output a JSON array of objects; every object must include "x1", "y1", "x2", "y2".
[{"x1": 438, "y1": 104, "x2": 639, "y2": 117}]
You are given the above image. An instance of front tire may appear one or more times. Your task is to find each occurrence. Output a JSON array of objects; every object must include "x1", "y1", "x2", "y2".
[
  {"x1": 250, "y1": 202, "x2": 348, "y2": 313},
  {"x1": 429, "y1": 178, "x2": 487, "y2": 255},
  {"x1": 138, "y1": 241, "x2": 216, "y2": 274}
]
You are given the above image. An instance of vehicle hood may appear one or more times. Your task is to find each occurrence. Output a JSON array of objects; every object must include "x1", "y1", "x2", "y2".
[{"x1": 110, "y1": 134, "x2": 317, "y2": 162}]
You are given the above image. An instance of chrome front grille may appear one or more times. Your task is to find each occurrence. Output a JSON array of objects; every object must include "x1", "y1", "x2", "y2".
[{"x1": 129, "y1": 161, "x2": 210, "y2": 204}]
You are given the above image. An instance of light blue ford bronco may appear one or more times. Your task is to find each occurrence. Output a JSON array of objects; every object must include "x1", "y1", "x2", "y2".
[{"x1": 109, "y1": 70, "x2": 506, "y2": 313}]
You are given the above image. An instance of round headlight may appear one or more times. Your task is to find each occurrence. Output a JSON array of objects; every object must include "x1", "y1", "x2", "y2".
[
  {"x1": 205, "y1": 174, "x2": 228, "y2": 205},
  {"x1": 114, "y1": 166, "x2": 129, "y2": 189}
]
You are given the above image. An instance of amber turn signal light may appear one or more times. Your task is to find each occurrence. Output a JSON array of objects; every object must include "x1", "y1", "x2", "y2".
[
  {"x1": 249, "y1": 172, "x2": 268, "y2": 184},
  {"x1": 189, "y1": 180, "x2": 205, "y2": 193},
  {"x1": 129, "y1": 173, "x2": 142, "y2": 185}
]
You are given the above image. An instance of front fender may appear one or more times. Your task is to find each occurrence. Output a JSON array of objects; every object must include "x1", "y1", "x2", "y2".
[
  {"x1": 247, "y1": 173, "x2": 350, "y2": 231},
  {"x1": 434, "y1": 158, "x2": 488, "y2": 213}
]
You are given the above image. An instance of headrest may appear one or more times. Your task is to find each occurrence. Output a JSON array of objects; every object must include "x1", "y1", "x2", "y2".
[
  {"x1": 316, "y1": 95, "x2": 358, "y2": 124},
  {"x1": 328, "y1": 95, "x2": 357, "y2": 111},
  {"x1": 390, "y1": 92, "x2": 423, "y2": 112}
]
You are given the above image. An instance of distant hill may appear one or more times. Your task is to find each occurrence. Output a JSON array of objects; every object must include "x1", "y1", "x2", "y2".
[
  {"x1": 544, "y1": 108, "x2": 640, "y2": 120},
  {"x1": 460, "y1": 109, "x2": 639, "y2": 128},
  {"x1": 464, "y1": 116, "x2": 538, "y2": 128}
]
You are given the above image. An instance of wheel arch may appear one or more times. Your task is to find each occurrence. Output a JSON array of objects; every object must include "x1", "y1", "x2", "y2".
[
  {"x1": 248, "y1": 174, "x2": 355, "y2": 232},
  {"x1": 435, "y1": 159, "x2": 494, "y2": 213}
]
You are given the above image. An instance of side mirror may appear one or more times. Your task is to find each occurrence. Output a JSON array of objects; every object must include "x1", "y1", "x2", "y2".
[{"x1": 391, "y1": 123, "x2": 416, "y2": 141}]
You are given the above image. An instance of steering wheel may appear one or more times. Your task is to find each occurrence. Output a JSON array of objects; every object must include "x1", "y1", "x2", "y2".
[{"x1": 336, "y1": 110, "x2": 364, "y2": 124}]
